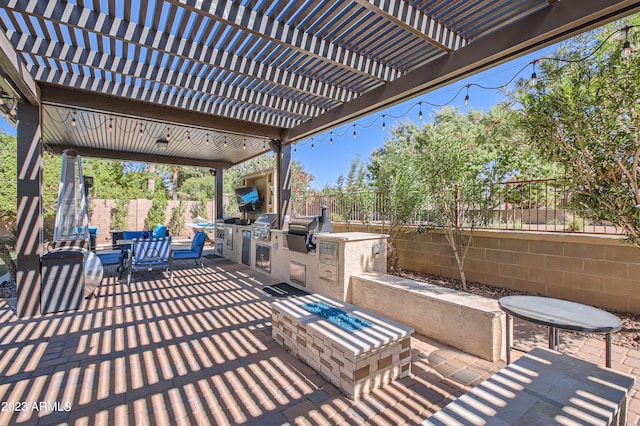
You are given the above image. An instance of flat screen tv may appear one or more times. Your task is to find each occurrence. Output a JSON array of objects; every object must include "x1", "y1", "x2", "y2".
[{"x1": 235, "y1": 186, "x2": 261, "y2": 212}]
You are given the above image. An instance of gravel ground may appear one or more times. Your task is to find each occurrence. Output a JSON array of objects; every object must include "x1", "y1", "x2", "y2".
[{"x1": 395, "y1": 270, "x2": 640, "y2": 350}]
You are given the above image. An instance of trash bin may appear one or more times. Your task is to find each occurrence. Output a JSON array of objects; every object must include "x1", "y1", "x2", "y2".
[{"x1": 41, "y1": 249, "x2": 84, "y2": 314}]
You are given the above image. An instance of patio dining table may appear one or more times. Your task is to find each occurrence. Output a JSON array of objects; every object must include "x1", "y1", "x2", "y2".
[{"x1": 499, "y1": 295, "x2": 622, "y2": 367}]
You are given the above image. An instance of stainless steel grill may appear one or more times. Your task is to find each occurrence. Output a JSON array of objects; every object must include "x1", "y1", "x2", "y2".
[
  {"x1": 252, "y1": 213, "x2": 278, "y2": 241},
  {"x1": 285, "y1": 205, "x2": 332, "y2": 253}
]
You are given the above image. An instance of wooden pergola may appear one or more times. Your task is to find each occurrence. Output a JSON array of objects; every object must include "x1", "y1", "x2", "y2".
[{"x1": 1, "y1": 0, "x2": 639, "y2": 316}]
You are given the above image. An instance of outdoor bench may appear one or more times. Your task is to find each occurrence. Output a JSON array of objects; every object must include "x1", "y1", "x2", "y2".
[
  {"x1": 350, "y1": 272, "x2": 505, "y2": 362},
  {"x1": 423, "y1": 347, "x2": 635, "y2": 425}
]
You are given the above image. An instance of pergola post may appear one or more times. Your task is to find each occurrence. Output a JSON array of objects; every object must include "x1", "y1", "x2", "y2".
[
  {"x1": 215, "y1": 167, "x2": 224, "y2": 219},
  {"x1": 16, "y1": 102, "x2": 43, "y2": 317},
  {"x1": 278, "y1": 144, "x2": 292, "y2": 229}
]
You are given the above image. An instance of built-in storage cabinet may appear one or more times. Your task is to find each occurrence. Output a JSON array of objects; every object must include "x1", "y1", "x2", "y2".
[
  {"x1": 242, "y1": 168, "x2": 276, "y2": 221},
  {"x1": 290, "y1": 261, "x2": 306, "y2": 286},
  {"x1": 256, "y1": 244, "x2": 271, "y2": 272},
  {"x1": 319, "y1": 241, "x2": 338, "y2": 283},
  {"x1": 242, "y1": 230, "x2": 251, "y2": 265}
]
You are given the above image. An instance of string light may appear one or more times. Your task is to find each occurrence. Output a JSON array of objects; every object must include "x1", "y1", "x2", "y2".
[
  {"x1": 187, "y1": 130, "x2": 191, "y2": 142},
  {"x1": 294, "y1": 146, "x2": 297, "y2": 154},
  {"x1": 224, "y1": 136, "x2": 227, "y2": 148},
  {"x1": 243, "y1": 139, "x2": 247, "y2": 149},
  {"x1": 353, "y1": 124, "x2": 356, "y2": 139},
  {"x1": 206, "y1": 134, "x2": 210, "y2": 145},
  {"x1": 71, "y1": 111, "x2": 76, "y2": 126},
  {"x1": 464, "y1": 85, "x2": 470, "y2": 106},
  {"x1": 418, "y1": 102, "x2": 423, "y2": 121},
  {"x1": 108, "y1": 118, "x2": 113, "y2": 132},
  {"x1": 311, "y1": 139, "x2": 314, "y2": 150},
  {"x1": 623, "y1": 26, "x2": 632, "y2": 58},
  {"x1": 139, "y1": 124, "x2": 144, "y2": 136},
  {"x1": 382, "y1": 115, "x2": 386, "y2": 132},
  {"x1": 166, "y1": 127, "x2": 170, "y2": 141},
  {"x1": 330, "y1": 132, "x2": 333, "y2": 144},
  {"x1": 530, "y1": 61, "x2": 538, "y2": 86}
]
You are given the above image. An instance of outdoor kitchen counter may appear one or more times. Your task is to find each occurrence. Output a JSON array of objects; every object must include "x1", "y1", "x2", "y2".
[{"x1": 316, "y1": 232, "x2": 390, "y2": 242}]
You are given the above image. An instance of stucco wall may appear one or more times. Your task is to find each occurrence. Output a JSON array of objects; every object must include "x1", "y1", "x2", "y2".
[{"x1": 334, "y1": 223, "x2": 640, "y2": 314}]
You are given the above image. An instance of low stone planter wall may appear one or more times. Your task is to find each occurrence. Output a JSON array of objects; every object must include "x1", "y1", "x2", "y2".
[
  {"x1": 271, "y1": 294, "x2": 413, "y2": 400},
  {"x1": 350, "y1": 272, "x2": 505, "y2": 362}
]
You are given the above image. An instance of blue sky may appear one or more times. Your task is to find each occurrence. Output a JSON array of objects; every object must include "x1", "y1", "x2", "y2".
[{"x1": 0, "y1": 45, "x2": 557, "y2": 188}]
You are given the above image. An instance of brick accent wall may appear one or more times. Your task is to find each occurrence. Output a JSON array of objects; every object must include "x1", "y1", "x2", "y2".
[{"x1": 334, "y1": 223, "x2": 640, "y2": 314}]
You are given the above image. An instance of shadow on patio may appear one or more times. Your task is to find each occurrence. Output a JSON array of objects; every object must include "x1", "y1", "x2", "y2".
[{"x1": 0, "y1": 253, "x2": 637, "y2": 425}]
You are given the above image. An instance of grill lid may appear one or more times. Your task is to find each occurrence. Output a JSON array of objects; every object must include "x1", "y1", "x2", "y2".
[{"x1": 253, "y1": 213, "x2": 278, "y2": 228}]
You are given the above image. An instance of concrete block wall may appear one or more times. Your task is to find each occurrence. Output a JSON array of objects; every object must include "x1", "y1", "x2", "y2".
[
  {"x1": 334, "y1": 223, "x2": 640, "y2": 314},
  {"x1": 87, "y1": 199, "x2": 217, "y2": 243}
]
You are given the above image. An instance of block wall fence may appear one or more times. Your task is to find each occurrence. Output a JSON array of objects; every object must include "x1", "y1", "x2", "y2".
[
  {"x1": 87, "y1": 198, "x2": 222, "y2": 244},
  {"x1": 333, "y1": 223, "x2": 640, "y2": 314}
]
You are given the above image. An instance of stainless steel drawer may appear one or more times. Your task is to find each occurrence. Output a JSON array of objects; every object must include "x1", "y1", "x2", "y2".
[{"x1": 319, "y1": 263, "x2": 337, "y2": 283}]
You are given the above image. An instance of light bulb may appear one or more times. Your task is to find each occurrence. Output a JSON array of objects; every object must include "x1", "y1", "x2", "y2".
[
  {"x1": 71, "y1": 116, "x2": 76, "y2": 126},
  {"x1": 623, "y1": 40, "x2": 632, "y2": 58},
  {"x1": 382, "y1": 115, "x2": 386, "y2": 132},
  {"x1": 311, "y1": 142, "x2": 314, "y2": 150},
  {"x1": 353, "y1": 125, "x2": 356, "y2": 139},
  {"x1": 419, "y1": 109, "x2": 423, "y2": 121},
  {"x1": 464, "y1": 94, "x2": 469, "y2": 107},
  {"x1": 243, "y1": 142, "x2": 246, "y2": 149},
  {"x1": 530, "y1": 72, "x2": 537, "y2": 86},
  {"x1": 108, "y1": 119, "x2": 113, "y2": 132}
]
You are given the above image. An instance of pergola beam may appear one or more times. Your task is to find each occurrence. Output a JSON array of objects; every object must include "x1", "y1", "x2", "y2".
[
  {"x1": 170, "y1": 0, "x2": 399, "y2": 83},
  {"x1": 284, "y1": 0, "x2": 640, "y2": 142},
  {"x1": 45, "y1": 145, "x2": 233, "y2": 169},
  {"x1": 4, "y1": 1, "x2": 363, "y2": 103},
  {"x1": 353, "y1": 0, "x2": 467, "y2": 52},
  {"x1": 40, "y1": 84, "x2": 285, "y2": 140},
  {"x1": 0, "y1": 25, "x2": 38, "y2": 104}
]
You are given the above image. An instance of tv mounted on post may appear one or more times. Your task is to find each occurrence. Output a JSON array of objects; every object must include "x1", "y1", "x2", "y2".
[{"x1": 235, "y1": 186, "x2": 261, "y2": 212}]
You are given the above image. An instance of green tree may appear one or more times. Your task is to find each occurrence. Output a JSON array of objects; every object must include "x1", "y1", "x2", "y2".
[
  {"x1": 145, "y1": 187, "x2": 168, "y2": 229},
  {"x1": 414, "y1": 116, "x2": 493, "y2": 290},
  {"x1": 514, "y1": 17, "x2": 640, "y2": 245},
  {"x1": 168, "y1": 200, "x2": 186, "y2": 236},
  {"x1": 369, "y1": 121, "x2": 427, "y2": 271},
  {"x1": 334, "y1": 156, "x2": 374, "y2": 230}
]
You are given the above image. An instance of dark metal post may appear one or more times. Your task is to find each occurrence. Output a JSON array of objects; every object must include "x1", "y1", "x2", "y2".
[
  {"x1": 16, "y1": 102, "x2": 43, "y2": 317},
  {"x1": 278, "y1": 144, "x2": 291, "y2": 229},
  {"x1": 215, "y1": 167, "x2": 223, "y2": 219}
]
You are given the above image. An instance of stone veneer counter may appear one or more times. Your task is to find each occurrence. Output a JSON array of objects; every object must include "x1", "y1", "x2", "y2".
[
  {"x1": 316, "y1": 232, "x2": 390, "y2": 241},
  {"x1": 271, "y1": 294, "x2": 414, "y2": 400}
]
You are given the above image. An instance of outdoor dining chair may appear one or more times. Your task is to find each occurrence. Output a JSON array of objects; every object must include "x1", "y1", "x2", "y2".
[
  {"x1": 126, "y1": 236, "x2": 173, "y2": 285},
  {"x1": 172, "y1": 231, "x2": 206, "y2": 268}
]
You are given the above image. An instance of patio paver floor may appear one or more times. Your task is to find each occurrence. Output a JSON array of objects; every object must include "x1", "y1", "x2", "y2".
[{"x1": 0, "y1": 253, "x2": 638, "y2": 425}]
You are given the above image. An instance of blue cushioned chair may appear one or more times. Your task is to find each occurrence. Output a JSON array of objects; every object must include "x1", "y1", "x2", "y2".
[
  {"x1": 172, "y1": 231, "x2": 206, "y2": 268},
  {"x1": 126, "y1": 236, "x2": 173, "y2": 285},
  {"x1": 152, "y1": 224, "x2": 168, "y2": 238}
]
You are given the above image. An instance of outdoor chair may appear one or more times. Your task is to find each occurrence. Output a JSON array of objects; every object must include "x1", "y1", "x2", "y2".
[
  {"x1": 95, "y1": 249, "x2": 124, "y2": 278},
  {"x1": 152, "y1": 224, "x2": 168, "y2": 238},
  {"x1": 172, "y1": 231, "x2": 206, "y2": 268},
  {"x1": 126, "y1": 236, "x2": 173, "y2": 285}
]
